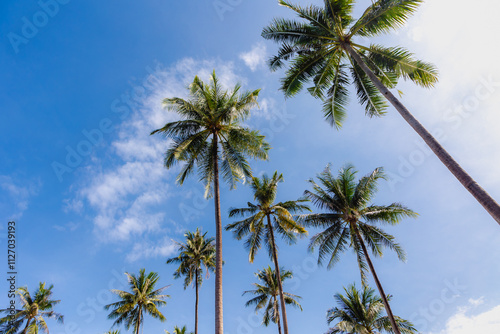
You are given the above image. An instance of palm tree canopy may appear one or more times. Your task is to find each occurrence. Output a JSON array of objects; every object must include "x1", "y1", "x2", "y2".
[
  {"x1": 302, "y1": 164, "x2": 417, "y2": 283},
  {"x1": 327, "y1": 284, "x2": 417, "y2": 333},
  {"x1": 0, "y1": 282, "x2": 64, "y2": 334},
  {"x1": 262, "y1": 0, "x2": 438, "y2": 128},
  {"x1": 165, "y1": 326, "x2": 193, "y2": 334},
  {"x1": 243, "y1": 266, "x2": 302, "y2": 326},
  {"x1": 151, "y1": 71, "x2": 270, "y2": 197},
  {"x1": 226, "y1": 171, "x2": 310, "y2": 262},
  {"x1": 166, "y1": 228, "x2": 216, "y2": 288},
  {"x1": 104, "y1": 269, "x2": 170, "y2": 333}
]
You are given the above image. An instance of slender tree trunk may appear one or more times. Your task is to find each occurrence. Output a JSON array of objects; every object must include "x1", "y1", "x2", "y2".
[
  {"x1": 195, "y1": 269, "x2": 199, "y2": 334},
  {"x1": 213, "y1": 134, "x2": 224, "y2": 334},
  {"x1": 21, "y1": 317, "x2": 32, "y2": 334},
  {"x1": 345, "y1": 43, "x2": 500, "y2": 226},
  {"x1": 353, "y1": 227, "x2": 401, "y2": 334},
  {"x1": 266, "y1": 215, "x2": 289, "y2": 334},
  {"x1": 274, "y1": 296, "x2": 283, "y2": 334},
  {"x1": 136, "y1": 310, "x2": 141, "y2": 334}
]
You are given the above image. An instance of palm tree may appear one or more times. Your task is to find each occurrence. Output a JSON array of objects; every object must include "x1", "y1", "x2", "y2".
[
  {"x1": 243, "y1": 266, "x2": 302, "y2": 334},
  {"x1": 327, "y1": 284, "x2": 417, "y2": 334},
  {"x1": 166, "y1": 228, "x2": 216, "y2": 334},
  {"x1": 151, "y1": 71, "x2": 270, "y2": 334},
  {"x1": 104, "y1": 331, "x2": 120, "y2": 334},
  {"x1": 0, "y1": 282, "x2": 63, "y2": 334},
  {"x1": 165, "y1": 326, "x2": 193, "y2": 334},
  {"x1": 302, "y1": 164, "x2": 417, "y2": 334},
  {"x1": 262, "y1": 0, "x2": 500, "y2": 225},
  {"x1": 226, "y1": 172, "x2": 309, "y2": 334},
  {"x1": 104, "y1": 269, "x2": 169, "y2": 334}
]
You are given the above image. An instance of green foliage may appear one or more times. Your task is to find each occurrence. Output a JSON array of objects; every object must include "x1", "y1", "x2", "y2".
[
  {"x1": 165, "y1": 326, "x2": 193, "y2": 334},
  {"x1": 226, "y1": 171, "x2": 310, "y2": 262},
  {"x1": 167, "y1": 228, "x2": 216, "y2": 289},
  {"x1": 262, "y1": 0, "x2": 438, "y2": 128},
  {"x1": 104, "y1": 269, "x2": 170, "y2": 334},
  {"x1": 302, "y1": 164, "x2": 417, "y2": 284},
  {"x1": 151, "y1": 71, "x2": 270, "y2": 197},
  {"x1": 327, "y1": 284, "x2": 417, "y2": 333},
  {"x1": 0, "y1": 282, "x2": 63, "y2": 334},
  {"x1": 243, "y1": 267, "x2": 302, "y2": 327}
]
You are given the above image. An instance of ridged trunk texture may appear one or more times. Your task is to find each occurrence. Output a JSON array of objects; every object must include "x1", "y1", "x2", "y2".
[{"x1": 213, "y1": 134, "x2": 224, "y2": 334}]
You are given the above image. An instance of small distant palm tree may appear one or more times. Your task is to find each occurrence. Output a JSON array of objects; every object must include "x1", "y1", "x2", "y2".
[
  {"x1": 226, "y1": 171, "x2": 309, "y2": 334},
  {"x1": 244, "y1": 266, "x2": 302, "y2": 334},
  {"x1": 0, "y1": 282, "x2": 64, "y2": 334},
  {"x1": 327, "y1": 284, "x2": 417, "y2": 334},
  {"x1": 262, "y1": 0, "x2": 500, "y2": 225},
  {"x1": 104, "y1": 269, "x2": 170, "y2": 334},
  {"x1": 104, "y1": 331, "x2": 120, "y2": 334},
  {"x1": 167, "y1": 228, "x2": 215, "y2": 334},
  {"x1": 302, "y1": 164, "x2": 417, "y2": 334},
  {"x1": 151, "y1": 71, "x2": 270, "y2": 334},
  {"x1": 165, "y1": 326, "x2": 193, "y2": 334}
]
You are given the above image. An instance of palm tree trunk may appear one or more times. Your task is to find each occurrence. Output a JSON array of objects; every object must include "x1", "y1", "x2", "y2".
[
  {"x1": 136, "y1": 310, "x2": 141, "y2": 334},
  {"x1": 21, "y1": 317, "x2": 32, "y2": 334},
  {"x1": 274, "y1": 296, "x2": 283, "y2": 334},
  {"x1": 353, "y1": 226, "x2": 401, "y2": 334},
  {"x1": 344, "y1": 43, "x2": 500, "y2": 226},
  {"x1": 195, "y1": 269, "x2": 199, "y2": 334},
  {"x1": 213, "y1": 134, "x2": 224, "y2": 334},
  {"x1": 266, "y1": 214, "x2": 289, "y2": 334}
]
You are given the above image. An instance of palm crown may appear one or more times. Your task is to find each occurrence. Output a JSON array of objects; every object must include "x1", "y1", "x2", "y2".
[
  {"x1": 303, "y1": 164, "x2": 417, "y2": 283},
  {"x1": 0, "y1": 282, "x2": 63, "y2": 334},
  {"x1": 151, "y1": 71, "x2": 270, "y2": 196},
  {"x1": 167, "y1": 228, "x2": 216, "y2": 289},
  {"x1": 105, "y1": 269, "x2": 169, "y2": 334},
  {"x1": 327, "y1": 284, "x2": 417, "y2": 334},
  {"x1": 244, "y1": 266, "x2": 302, "y2": 328},
  {"x1": 226, "y1": 171, "x2": 309, "y2": 262},
  {"x1": 262, "y1": 0, "x2": 438, "y2": 128}
]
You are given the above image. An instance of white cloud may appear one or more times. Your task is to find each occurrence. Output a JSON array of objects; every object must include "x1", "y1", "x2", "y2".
[
  {"x1": 126, "y1": 236, "x2": 177, "y2": 262},
  {"x1": 70, "y1": 58, "x2": 246, "y2": 260},
  {"x1": 239, "y1": 43, "x2": 267, "y2": 71},
  {"x1": 428, "y1": 300, "x2": 500, "y2": 334},
  {"x1": 0, "y1": 175, "x2": 40, "y2": 220}
]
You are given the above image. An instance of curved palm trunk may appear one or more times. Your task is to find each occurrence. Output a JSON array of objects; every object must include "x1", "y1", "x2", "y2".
[
  {"x1": 213, "y1": 134, "x2": 224, "y2": 334},
  {"x1": 353, "y1": 227, "x2": 401, "y2": 334},
  {"x1": 266, "y1": 214, "x2": 289, "y2": 334},
  {"x1": 345, "y1": 44, "x2": 500, "y2": 226},
  {"x1": 195, "y1": 269, "x2": 199, "y2": 334}
]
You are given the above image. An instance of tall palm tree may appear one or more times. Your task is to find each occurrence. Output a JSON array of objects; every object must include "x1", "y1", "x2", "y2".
[
  {"x1": 166, "y1": 228, "x2": 216, "y2": 334},
  {"x1": 243, "y1": 266, "x2": 302, "y2": 334},
  {"x1": 327, "y1": 284, "x2": 417, "y2": 334},
  {"x1": 104, "y1": 269, "x2": 170, "y2": 334},
  {"x1": 302, "y1": 164, "x2": 417, "y2": 334},
  {"x1": 151, "y1": 71, "x2": 270, "y2": 334},
  {"x1": 226, "y1": 172, "x2": 309, "y2": 334},
  {"x1": 262, "y1": 0, "x2": 500, "y2": 225},
  {"x1": 0, "y1": 282, "x2": 64, "y2": 334}
]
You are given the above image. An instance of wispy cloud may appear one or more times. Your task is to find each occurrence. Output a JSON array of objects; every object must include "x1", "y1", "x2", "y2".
[
  {"x1": 427, "y1": 299, "x2": 500, "y2": 334},
  {"x1": 239, "y1": 43, "x2": 267, "y2": 72},
  {"x1": 69, "y1": 58, "x2": 246, "y2": 261},
  {"x1": 0, "y1": 175, "x2": 40, "y2": 221}
]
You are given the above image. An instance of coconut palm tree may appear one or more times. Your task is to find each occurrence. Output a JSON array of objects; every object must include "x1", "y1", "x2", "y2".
[
  {"x1": 166, "y1": 228, "x2": 216, "y2": 334},
  {"x1": 243, "y1": 266, "x2": 302, "y2": 334},
  {"x1": 262, "y1": 0, "x2": 500, "y2": 225},
  {"x1": 327, "y1": 284, "x2": 417, "y2": 334},
  {"x1": 302, "y1": 164, "x2": 417, "y2": 334},
  {"x1": 165, "y1": 326, "x2": 193, "y2": 334},
  {"x1": 104, "y1": 331, "x2": 120, "y2": 334},
  {"x1": 226, "y1": 172, "x2": 309, "y2": 334},
  {"x1": 0, "y1": 282, "x2": 64, "y2": 334},
  {"x1": 104, "y1": 269, "x2": 169, "y2": 334},
  {"x1": 151, "y1": 71, "x2": 270, "y2": 334}
]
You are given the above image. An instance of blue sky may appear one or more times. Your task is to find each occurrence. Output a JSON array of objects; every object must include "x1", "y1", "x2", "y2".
[{"x1": 1, "y1": 0, "x2": 500, "y2": 333}]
